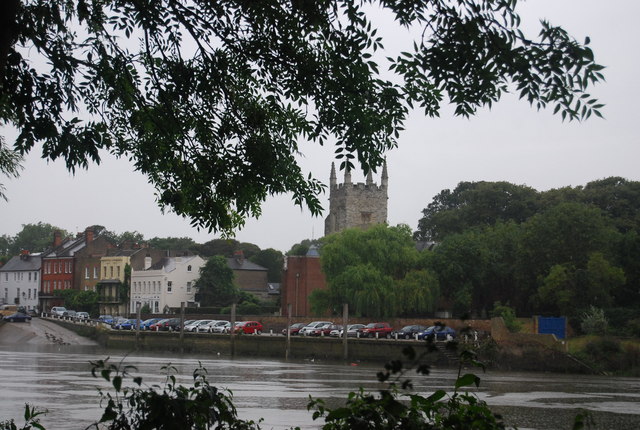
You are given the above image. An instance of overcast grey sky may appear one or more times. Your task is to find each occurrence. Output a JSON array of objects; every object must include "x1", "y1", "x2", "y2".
[{"x1": 1, "y1": 1, "x2": 639, "y2": 253}]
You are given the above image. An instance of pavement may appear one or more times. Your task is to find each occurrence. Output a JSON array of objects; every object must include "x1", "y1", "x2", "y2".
[{"x1": 0, "y1": 317, "x2": 98, "y2": 346}]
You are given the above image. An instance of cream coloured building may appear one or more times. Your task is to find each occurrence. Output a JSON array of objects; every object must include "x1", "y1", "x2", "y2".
[{"x1": 130, "y1": 255, "x2": 205, "y2": 313}]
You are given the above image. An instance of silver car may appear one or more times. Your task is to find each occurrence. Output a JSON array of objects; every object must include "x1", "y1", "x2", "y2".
[
  {"x1": 299, "y1": 321, "x2": 333, "y2": 336},
  {"x1": 184, "y1": 319, "x2": 212, "y2": 332}
]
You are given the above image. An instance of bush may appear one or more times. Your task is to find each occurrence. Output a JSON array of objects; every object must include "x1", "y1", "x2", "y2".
[
  {"x1": 580, "y1": 306, "x2": 608, "y2": 335},
  {"x1": 490, "y1": 301, "x2": 521, "y2": 333}
]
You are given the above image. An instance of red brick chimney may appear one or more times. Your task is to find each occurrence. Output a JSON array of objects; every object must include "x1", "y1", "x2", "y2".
[
  {"x1": 53, "y1": 231, "x2": 62, "y2": 247},
  {"x1": 85, "y1": 227, "x2": 94, "y2": 245},
  {"x1": 234, "y1": 250, "x2": 245, "y2": 266}
]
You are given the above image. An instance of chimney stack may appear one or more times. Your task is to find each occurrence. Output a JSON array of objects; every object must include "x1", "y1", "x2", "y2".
[
  {"x1": 234, "y1": 250, "x2": 245, "y2": 266},
  {"x1": 85, "y1": 227, "x2": 94, "y2": 245},
  {"x1": 53, "y1": 231, "x2": 62, "y2": 247}
]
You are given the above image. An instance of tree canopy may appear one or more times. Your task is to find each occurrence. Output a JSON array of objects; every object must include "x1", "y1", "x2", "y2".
[
  {"x1": 1, "y1": 0, "x2": 603, "y2": 234},
  {"x1": 193, "y1": 255, "x2": 238, "y2": 307},
  {"x1": 314, "y1": 224, "x2": 440, "y2": 317},
  {"x1": 409, "y1": 179, "x2": 640, "y2": 319}
]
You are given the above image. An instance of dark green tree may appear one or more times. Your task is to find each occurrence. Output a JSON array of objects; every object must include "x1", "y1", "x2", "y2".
[
  {"x1": 194, "y1": 255, "x2": 238, "y2": 307},
  {"x1": 415, "y1": 181, "x2": 540, "y2": 241},
  {"x1": 2, "y1": 0, "x2": 603, "y2": 234},
  {"x1": 9, "y1": 222, "x2": 68, "y2": 255},
  {"x1": 249, "y1": 248, "x2": 284, "y2": 283},
  {"x1": 286, "y1": 239, "x2": 322, "y2": 256},
  {"x1": 194, "y1": 239, "x2": 240, "y2": 258},
  {"x1": 147, "y1": 236, "x2": 197, "y2": 252}
]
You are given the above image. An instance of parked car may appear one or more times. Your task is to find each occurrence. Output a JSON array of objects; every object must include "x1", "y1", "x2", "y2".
[
  {"x1": 75, "y1": 312, "x2": 90, "y2": 320},
  {"x1": 329, "y1": 325, "x2": 345, "y2": 337},
  {"x1": 307, "y1": 322, "x2": 338, "y2": 337},
  {"x1": 232, "y1": 321, "x2": 263, "y2": 334},
  {"x1": 51, "y1": 306, "x2": 67, "y2": 317},
  {"x1": 345, "y1": 324, "x2": 366, "y2": 337},
  {"x1": 330, "y1": 324, "x2": 365, "y2": 337},
  {"x1": 184, "y1": 320, "x2": 211, "y2": 332},
  {"x1": 98, "y1": 315, "x2": 114, "y2": 324},
  {"x1": 110, "y1": 317, "x2": 128, "y2": 329},
  {"x1": 418, "y1": 325, "x2": 456, "y2": 341},
  {"x1": 115, "y1": 319, "x2": 143, "y2": 330},
  {"x1": 361, "y1": 322, "x2": 393, "y2": 338},
  {"x1": 208, "y1": 320, "x2": 230, "y2": 333},
  {"x1": 196, "y1": 320, "x2": 219, "y2": 333},
  {"x1": 3, "y1": 312, "x2": 32, "y2": 322},
  {"x1": 394, "y1": 324, "x2": 428, "y2": 340},
  {"x1": 299, "y1": 321, "x2": 333, "y2": 336},
  {"x1": 156, "y1": 318, "x2": 182, "y2": 331},
  {"x1": 140, "y1": 318, "x2": 161, "y2": 330},
  {"x1": 149, "y1": 318, "x2": 170, "y2": 331},
  {"x1": 281, "y1": 323, "x2": 306, "y2": 336},
  {"x1": 63, "y1": 310, "x2": 77, "y2": 318}
]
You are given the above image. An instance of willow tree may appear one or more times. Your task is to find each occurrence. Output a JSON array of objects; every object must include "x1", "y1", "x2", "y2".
[
  {"x1": 314, "y1": 224, "x2": 439, "y2": 318},
  {"x1": 1, "y1": 1, "x2": 603, "y2": 234}
]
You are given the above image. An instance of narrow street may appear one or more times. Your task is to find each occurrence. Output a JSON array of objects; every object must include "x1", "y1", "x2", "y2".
[{"x1": 0, "y1": 317, "x2": 98, "y2": 346}]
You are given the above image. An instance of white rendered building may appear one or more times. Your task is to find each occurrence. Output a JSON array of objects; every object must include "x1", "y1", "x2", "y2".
[
  {"x1": 0, "y1": 251, "x2": 42, "y2": 312},
  {"x1": 130, "y1": 255, "x2": 205, "y2": 313}
]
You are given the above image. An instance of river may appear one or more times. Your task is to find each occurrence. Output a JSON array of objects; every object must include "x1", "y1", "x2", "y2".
[{"x1": 0, "y1": 320, "x2": 639, "y2": 429}]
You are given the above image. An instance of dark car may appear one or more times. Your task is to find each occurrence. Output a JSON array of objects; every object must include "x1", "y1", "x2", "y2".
[
  {"x1": 156, "y1": 318, "x2": 182, "y2": 331},
  {"x1": 395, "y1": 324, "x2": 428, "y2": 340},
  {"x1": 115, "y1": 319, "x2": 143, "y2": 330},
  {"x1": 281, "y1": 323, "x2": 306, "y2": 336},
  {"x1": 418, "y1": 325, "x2": 456, "y2": 341},
  {"x1": 3, "y1": 312, "x2": 32, "y2": 322},
  {"x1": 140, "y1": 318, "x2": 161, "y2": 330}
]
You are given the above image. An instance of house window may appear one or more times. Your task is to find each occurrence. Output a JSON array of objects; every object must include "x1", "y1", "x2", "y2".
[
  {"x1": 28, "y1": 272, "x2": 31, "y2": 281},
  {"x1": 104, "y1": 267, "x2": 107, "y2": 278},
  {"x1": 187, "y1": 265, "x2": 192, "y2": 272},
  {"x1": 110, "y1": 267, "x2": 113, "y2": 278},
  {"x1": 4, "y1": 273, "x2": 7, "y2": 281},
  {"x1": 117, "y1": 266, "x2": 120, "y2": 278},
  {"x1": 93, "y1": 267, "x2": 98, "y2": 279},
  {"x1": 28, "y1": 289, "x2": 31, "y2": 299},
  {"x1": 187, "y1": 282, "x2": 192, "y2": 293},
  {"x1": 34, "y1": 272, "x2": 37, "y2": 281},
  {"x1": 85, "y1": 267, "x2": 89, "y2": 279},
  {"x1": 167, "y1": 281, "x2": 172, "y2": 292}
]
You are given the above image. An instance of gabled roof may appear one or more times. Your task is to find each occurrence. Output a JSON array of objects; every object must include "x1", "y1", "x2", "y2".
[
  {"x1": 0, "y1": 254, "x2": 42, "y2": 272},
  {"x1": 226, "y1": 257, "x2": 267, "y2": 271}
]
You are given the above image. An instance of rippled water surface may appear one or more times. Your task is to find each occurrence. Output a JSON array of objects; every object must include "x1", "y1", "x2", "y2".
[{"x1": 0, "y1": 341, "x2": 639, "y2": 429}]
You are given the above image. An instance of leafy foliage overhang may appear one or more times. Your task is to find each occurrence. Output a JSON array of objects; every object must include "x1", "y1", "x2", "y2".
[{"x1": 0, "y1": 0, "x2": 604, "y2": 234}]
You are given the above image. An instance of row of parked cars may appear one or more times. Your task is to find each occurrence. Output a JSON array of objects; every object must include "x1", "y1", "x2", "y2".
[
  {"x1": 86, "y1": 315, "x2": 456, "y2": 340},
  {"x1": 99, "y1": 316, "x2": 264, "y2": 334},
  {"x1": 282, "y1": 321, "x2": 457, "y2": 341}
]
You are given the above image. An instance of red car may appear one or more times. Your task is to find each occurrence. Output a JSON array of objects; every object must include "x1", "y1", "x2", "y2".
[
  {"x1": 233, "y1": 321, "x2": 263, "y2": 334},
  {"x1": 361, "y1": 322, "x2": 393, "y2": 338}
]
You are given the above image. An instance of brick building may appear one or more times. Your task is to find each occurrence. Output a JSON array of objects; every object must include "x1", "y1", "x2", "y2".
[
  {"x1": 280, "y1": 246, "x2": 327, "y2": 318},
  {"x1": 227, "y1": 251, "x2": 269, "y2": 299}
]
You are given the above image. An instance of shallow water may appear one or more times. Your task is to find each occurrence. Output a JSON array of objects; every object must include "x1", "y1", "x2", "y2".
[{"x1": 1, "y1": 321, "x2": 639, "y2": 429}]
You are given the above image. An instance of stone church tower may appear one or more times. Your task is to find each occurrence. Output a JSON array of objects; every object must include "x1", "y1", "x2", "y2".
[{"x1": 324, "y1": 161, "x2": 388, "y2": 236}]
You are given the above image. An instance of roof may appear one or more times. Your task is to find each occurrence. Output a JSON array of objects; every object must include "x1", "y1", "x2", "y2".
[
  {"x1": 146, "y1": 255, "x2": 202, "y2": 272},
  {"x1": 226, "y1": 257, "x2": 267, "y2": 271},
  {"x1": 0, "y1": 255, "x2": 42, "y2": 272}
]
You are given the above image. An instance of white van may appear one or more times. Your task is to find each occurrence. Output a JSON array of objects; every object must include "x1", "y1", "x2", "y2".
[{"x1": 51, "y1": 306, "x2": 67, "y2": 316}]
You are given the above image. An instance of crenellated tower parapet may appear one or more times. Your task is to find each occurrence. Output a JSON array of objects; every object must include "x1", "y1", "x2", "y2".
[{"x1": 324, "y1": 161, "x2": 388, "y2": 236}]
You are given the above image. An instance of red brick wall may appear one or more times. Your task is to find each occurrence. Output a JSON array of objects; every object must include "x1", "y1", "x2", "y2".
[{"x1": 280, "y1": 256, "x2": 327, "y2": 317}]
